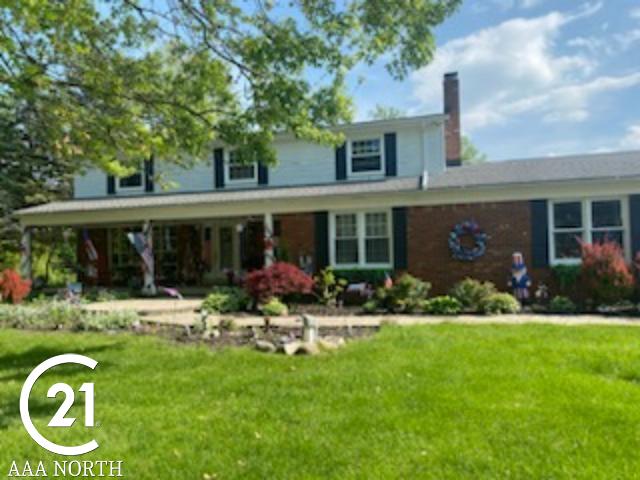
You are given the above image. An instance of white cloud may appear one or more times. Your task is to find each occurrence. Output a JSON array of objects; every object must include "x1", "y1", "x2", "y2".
[
  {"x1": 631, "y1": 7, "x2": 640, "y2": 19},
  {"x1": 621, "y1": 124, "x2": 640, "y2": 149},
  {"x1": 490, "y1": 0, "x2": 546, "y2": 10},
  {"x1": 409, "y1": 2, "x2": 640, "y2": 131}
]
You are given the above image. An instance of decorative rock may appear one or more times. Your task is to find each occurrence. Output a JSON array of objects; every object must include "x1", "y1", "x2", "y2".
[
  {"x1": 317, "y1": 336, "x2": 346, "y2": 350},
  {"x1": 282, "y1": 341, "x2": 302, "y2": 356},
  {"x1": 297, "y1": 342, "x2": 320, "y2": 355},
  {"x1": 255, "y1": 340, "x2": 277, "y2": 353}
]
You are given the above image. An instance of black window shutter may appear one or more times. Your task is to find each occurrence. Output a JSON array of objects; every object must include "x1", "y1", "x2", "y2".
[
  {"x1": 385, "y1": 132, "x2": 397, "y2": 177},
  {"x1": 630, "y1": 194, "x2": 640, "y2": 259},
  {"x1": 144, "y1": 156, "x2": 154, "y2": 192},
  {"x1": 214, "y1": 148, "x2": 224, "y2": 189},
  {"x1": 392, "y1": 207, "x2": 408, "y2": 270},
  {"x1": 530, "y1": 200, "x2": 549, "y2": 268},
  {"x1": 107, "y1": 175, "x2": 115, "y2": 195},
  {"x1": 314, "y1": 211, "x2": 329, "y2": 270},
  {"x1": 258, "y1": 163, "x2": 269, "y2": 185},
  {"x1": 335, "y1": 143, "x2": 347, "y2": 180}
]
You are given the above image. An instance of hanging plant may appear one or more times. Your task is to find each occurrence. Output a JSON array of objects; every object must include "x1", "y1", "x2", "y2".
[{"x1": 448, "y1": 220, "x2": 487, "y2": 261}]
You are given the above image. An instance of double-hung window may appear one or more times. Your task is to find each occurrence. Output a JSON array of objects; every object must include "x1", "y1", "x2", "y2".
[
  {"x1": 226, "y1": 150, "x2": 256, "y2": 184},
  {"x1": 331, "y1": 211, "x2": 391, "y2": 268},
  {"x1": 118, "y1": 164, "x2": 143, "y2": 191},
  {"x1": 550, "y1": 198, "x2": 628, "y2": 264},
  {"x1": 349, "y1": 138, "x2": 383, "y2": 174}
]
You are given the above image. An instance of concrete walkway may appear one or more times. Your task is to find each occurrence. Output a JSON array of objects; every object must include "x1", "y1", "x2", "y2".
[{"x1": 83, "y1": 298, "x2": 640, "y2": 328}]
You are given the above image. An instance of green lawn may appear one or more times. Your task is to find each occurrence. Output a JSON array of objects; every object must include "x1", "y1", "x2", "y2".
[{"x1": 2, "y1": 325, "x2": 640, "y2": 479}]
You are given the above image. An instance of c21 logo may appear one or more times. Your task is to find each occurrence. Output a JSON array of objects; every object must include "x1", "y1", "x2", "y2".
[{"x1": 20, "y1": 354, "x2": 99, "y2": 456}]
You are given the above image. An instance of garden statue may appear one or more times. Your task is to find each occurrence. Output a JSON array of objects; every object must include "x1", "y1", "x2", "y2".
[{"x1": 510, "y1": 252, "x2": 531, "y2": 302}]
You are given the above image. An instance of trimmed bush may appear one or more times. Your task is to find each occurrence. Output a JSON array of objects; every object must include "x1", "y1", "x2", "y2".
[
  {"x1": 375, "y1": 274, "x2": 430, "y2": 313},
  {"x1": 260, "y1": 297, "x2": 288, "y2": 317},
  {"x1": 422, "y1": 296, "x2": 462, "y2": 315},
  {"x1": 548, "y1": 295, "x2": 577, "y2": 314},
  {"x1": 362, "y1": 300, "x2": 379, "y2": 314},
  {"x1": 314, "y1": 268, "x2": 347, "y2": 306},
  {"x1": 202, "y1": 287, "x2": 250, "y2": 314},
  {"x1": 0, "y1": 269, "x2": 32, "y2": 304},
  {"x1": 450, "y1": 278, "x2": 497, "y2": 312},
  {"x1": 481, "y1": 293, "x2": 521, "y2": 315},
  {"x1": 581, "y1": 241, "x2": 634, "y2": 306},
  {"x1": 245, "y1": 262, "x2": 314, "y2": 302}
]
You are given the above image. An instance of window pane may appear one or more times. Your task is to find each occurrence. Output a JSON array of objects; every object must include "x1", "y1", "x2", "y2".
[
  {"x1": 592, "y1": 230, "x2": 624, "y2": 247},
  {"x1": 352, "y1": 139, "x2": 380, "y2": 155},
  {"x1": 352, "y1": 155, "x2": 381, "y2": 172},
  {"x1": 119, "y1": 172, "x2": 142, "y2": 188},
  {"x1": 592, "y1": 200, "x2": 622, "y2": 228},
  {"x1": 229, "y1": 164, "x2": 255, "y2": 180},
  {"x1": 554, "y1": 232, "x2": 583, "y2": 259},
  {"x1": 366, "y1": 238, "x2": 390, "y2": 263},
  {"x1": 336, "y1": 239, "x2": 358, "y2": 264},
  {"x1": 553, "y1": 202, "x2": 582, "y2": 229},
  {"x1": 365, "y1": 212, "x2": 388, "y2": 237},
  {"x1": 335, "y1": 214, "x2": 357, "y2": 238}
]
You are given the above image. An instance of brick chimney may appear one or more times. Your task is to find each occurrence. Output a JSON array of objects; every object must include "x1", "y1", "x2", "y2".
[{"x1": 444, "y1": 72, "x2": 461, "y2": 167}]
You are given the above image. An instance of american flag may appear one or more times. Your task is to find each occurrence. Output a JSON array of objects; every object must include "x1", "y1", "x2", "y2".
[
  {"x1": 83, "y1": 229, "x2": 98, "y2": 262},
  {"x1": 127, "y1": 231, "x2": 154, "y2": 273}
]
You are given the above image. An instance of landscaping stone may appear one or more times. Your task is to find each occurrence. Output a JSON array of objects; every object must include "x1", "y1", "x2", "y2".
[
  {"x1": 255, "y1": 339, "x2": 277, "y2": 353},
  {"x1": 317, "y1": 336, "x2": 346, "y2": 350}
]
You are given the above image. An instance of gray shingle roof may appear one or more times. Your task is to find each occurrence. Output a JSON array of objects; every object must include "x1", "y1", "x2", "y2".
[
  {"x1": 15, "y1": 149, "x2": 640, "y2": 217},
  {"x1": 430, "y1": 150, "x2": 640, "y2": 189}
]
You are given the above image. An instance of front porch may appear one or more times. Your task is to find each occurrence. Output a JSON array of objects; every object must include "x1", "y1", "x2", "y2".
[{"x1": 19, "y1": 212, "x2": 316, "y2": 292}]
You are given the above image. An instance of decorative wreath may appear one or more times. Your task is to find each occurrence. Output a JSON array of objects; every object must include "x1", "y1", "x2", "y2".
[{"x1": 448, "y1": 220, "x2": 487, "y2": 261}]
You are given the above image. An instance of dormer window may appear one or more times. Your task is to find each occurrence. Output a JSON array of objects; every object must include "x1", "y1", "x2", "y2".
[
  {"x1": 226, "y1": 150, "x2": 257, "y2": 184},
  {"x1": 348, "y1": 137, "x2": 384, "y2": 175}
]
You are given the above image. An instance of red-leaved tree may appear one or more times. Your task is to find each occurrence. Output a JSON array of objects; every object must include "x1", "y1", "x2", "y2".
[
  {"x1": 245, "y1": 262, "x2": 314, "y2": 302},
  {"x1": 0, "y1": 269, "x2": 32, "y2": 304},
  {"x1": 580, "y1": 241, "x2": 633, "y2": 306}
]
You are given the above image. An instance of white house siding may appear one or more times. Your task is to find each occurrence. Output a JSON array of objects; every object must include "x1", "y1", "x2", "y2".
[{"x1": 73, "y1": 119, "x2": 446, "y2": 199}]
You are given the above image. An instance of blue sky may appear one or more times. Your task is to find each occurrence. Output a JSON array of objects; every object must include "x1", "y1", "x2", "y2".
[{"x1": 348, "y1": 0, "x2": 640, "y2": 161}]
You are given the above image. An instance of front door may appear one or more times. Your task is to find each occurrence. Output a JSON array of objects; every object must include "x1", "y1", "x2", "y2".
[{"x1": 241, "y1": 221, "x2": 265, "y2": 271}]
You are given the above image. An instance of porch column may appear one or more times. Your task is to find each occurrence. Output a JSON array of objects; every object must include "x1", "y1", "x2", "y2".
[
  {"x1": 141, "y1": 220, "x2": 157, "y2": 296},
  {"x1": 264, "y1": 212, "x2": 275, "y2": 267},
  {"x1": 19, "y1": 226, "x2": 32, "y2": 280}
]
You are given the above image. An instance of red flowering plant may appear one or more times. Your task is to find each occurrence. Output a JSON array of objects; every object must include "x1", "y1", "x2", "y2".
[
  {"x1": 0, "y1": 269, "x2": 32, "y2": 304},
  {"x1": 580, "y1": 240, "x2": 633, "y2": 306},
  {"x1": 245, "y1": 262, "x2": 314, "y2": 302}
]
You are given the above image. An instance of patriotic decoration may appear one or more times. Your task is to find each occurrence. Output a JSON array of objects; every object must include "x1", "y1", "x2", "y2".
[
  {"x1": 448, "y1": 220, "x2": 487, "y2": 261},
  {"x1": 384, "y1": 272, "x2": 394, "y2": 289},
  {"x1": 161, "y1": 286, "x2": 183, "y2": 300},
  {"x1": 83, "y1": 229, "x2": 99, "y2": 262},
  {"x1": 510, "y1": 252, "x2": 531, "y2": 302},
  {"x1": 127, "y1": 230, "x2": 154, "y2": 273}
]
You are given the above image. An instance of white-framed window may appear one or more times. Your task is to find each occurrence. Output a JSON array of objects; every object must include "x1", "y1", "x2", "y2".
[
  {"x1": 549, "y1": 197, "x2": 629, "y2": 265},
  {"x1": 348, "y1": 137, "x2": 384, "y2": 175},
  {"x1": 118, "y1": 165, "x2": 143, "y2": 191},
  {"x1": 226, "y1": 150, "x2": 257, "y2": 184},
  {"x1": 330, "y1": 210, "x2": 392, "y2": 268}
]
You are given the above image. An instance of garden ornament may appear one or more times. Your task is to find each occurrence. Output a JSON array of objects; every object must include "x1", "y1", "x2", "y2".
[{"x1": 510, "y1": 252, "x2": 531, "y2": 302}]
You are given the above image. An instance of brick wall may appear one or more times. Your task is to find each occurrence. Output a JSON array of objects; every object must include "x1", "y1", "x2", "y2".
[
  {"x1": 408, "y1": 201, "x2": 550, "y2": 294},
  {"x1": 276, "y1": 213, "x2": 315, "y2": 267}
]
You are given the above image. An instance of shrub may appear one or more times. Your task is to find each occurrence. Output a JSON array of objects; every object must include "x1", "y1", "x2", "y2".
[
  {"x1": 245, "y1": 262, "x2": 314, "y2": 302},
  {"x1": 362, "y1": 300, "x2": 379, "y2": 314},
  {"x1": 375, "y1": 274, "x2": 430, "y2": 313},
  {"x1": 548, "y1": 295, "x2": 577, "y2": 314},
  {"x1": 450, "y1": 278, "x2": 497, "y2": 312},
  {"x1": 481, "y1": 293, "x2": 521, "y2": 315},
  {"x1": 551, "y1": 265, "x2": 581, "y2": 292},
  {"x1": 202, "y1": 287, "x2": 250, "y2": 314},
  {"x1": 332, "y1": 269, "x2": 389, "y2": 286},
  {"x1": 580, "y1": 241, "x2": 634, "y2": 306},
  {"x1": 0, "y1": 269, "x2": 32, "y2": 304},
  {"x1": 422, "y1": 296, "x2": 462, "y2": 315},
  {"x1": 314, "y1": 268, "x2": 348, "y2": 306},
  {"x1": 260, "y1": 297, "x2": 289, "y2": 317},
  {"x1": 76, "y1": 311, "x2": 139, "y2": 331}
]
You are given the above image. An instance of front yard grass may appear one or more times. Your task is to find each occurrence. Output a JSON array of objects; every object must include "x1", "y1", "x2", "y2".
[{"x1": 1, "y1": 325, "x2": 640, "y2": 478}]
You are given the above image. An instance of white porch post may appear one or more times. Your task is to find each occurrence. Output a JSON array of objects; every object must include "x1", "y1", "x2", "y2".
[
  {"x1": 264, "y1": 212, "x2": 275, "y2": 267},
  {"x1": 141, "y1": 220, "x2": 157, "y2": 296},
  {"x1": 20, "y1": 226, "x2": 32, "y2": 280}
]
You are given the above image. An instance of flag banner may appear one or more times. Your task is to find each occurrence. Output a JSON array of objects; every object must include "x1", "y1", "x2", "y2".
[
  {"x1": 127, "y1": 231, "x2": 154, "y2": 273},
  {"x1": 83, "y1": 229, "x2": 99, "y2": 262}
]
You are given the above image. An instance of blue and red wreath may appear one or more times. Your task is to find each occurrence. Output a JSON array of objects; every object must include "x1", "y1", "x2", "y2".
[{"x1": 448, "y1": 220, "x2": 487, "y2": 261}]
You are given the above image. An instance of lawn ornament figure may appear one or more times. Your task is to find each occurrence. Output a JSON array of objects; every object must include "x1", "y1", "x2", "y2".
[{"x1": 510, "y1": 252, "x2": 531, "y2": 302}]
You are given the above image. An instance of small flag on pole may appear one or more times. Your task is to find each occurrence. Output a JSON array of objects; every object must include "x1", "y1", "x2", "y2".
[
  {"x1": 83, "y1": 229, "x2": 99, "y2": 262},
  {"x1": 384, "y1": 272, "x2": 394, "y2": 289}
]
